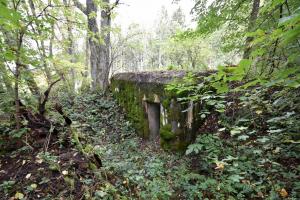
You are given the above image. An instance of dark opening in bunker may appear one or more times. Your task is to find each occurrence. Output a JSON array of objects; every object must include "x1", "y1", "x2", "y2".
[{"x1": 147, "y1": 102, "x2": 160, "y2": 141}]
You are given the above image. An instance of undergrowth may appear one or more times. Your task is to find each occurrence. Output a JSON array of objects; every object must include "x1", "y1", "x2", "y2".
[
  {"x1": 167, "y1": 73, "x2": 300, "y2": 199},
  {"x1": 0, "y1": 88, "x2": 299, "y2": 199}
]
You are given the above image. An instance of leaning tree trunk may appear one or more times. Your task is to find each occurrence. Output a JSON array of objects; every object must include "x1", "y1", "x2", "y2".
[{"x1": 243, "y1": 0, "x2": 260, "y2": 59}]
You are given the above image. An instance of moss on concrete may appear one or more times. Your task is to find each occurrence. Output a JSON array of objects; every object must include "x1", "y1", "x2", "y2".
[
  {"x1": 160, "y1": 124, "x2": 175, "y2": 140},
  {"x1": 110, "y1": 71, "x2": 203, "y2": 151},
  {"x1": 111, "y1": 79, "x2": 149, "y2": 138}
]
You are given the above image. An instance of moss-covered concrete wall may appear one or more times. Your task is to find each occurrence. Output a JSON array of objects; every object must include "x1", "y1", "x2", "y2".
[{"x1": 110, "y1": 71, "x2": 202, "y2": 151}]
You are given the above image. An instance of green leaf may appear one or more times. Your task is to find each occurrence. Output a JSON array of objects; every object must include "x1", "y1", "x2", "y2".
[
  {"x1": 230, "y1": 130, "x2": 240, "y2": 136},
  {"x1": 257, "y1": 137, "x2": 269, "y2": 143},
  {"x1": 211, "y1": 82, "x2": 229, "y2": 94},
  {"x1": 95, "y1": 190, "x2": 107, "y2": 198},
  {"x1": 186, "y1": 143, "x2": 203, "y2": 155},
  {"x1": 0, "y1": 5, "x2": 21, "y2": 27},
  {"x1": 238, "y1": 135, "x2": 249, "y2": 141},
  {"x1": 228, "y1": 175, "x2": 244, "y2": 183}
]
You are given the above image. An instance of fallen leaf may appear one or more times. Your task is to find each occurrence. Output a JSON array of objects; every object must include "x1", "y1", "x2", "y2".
[
  {"x1": 25, "y1": 173, "x2": 31, "y2": 179},
  {"x1": 215, "y1": 162, "x2": 225, "y2": 170},
  {"x1": 62, "y1": 170, "x2": 68, "y2": 175},
  {"x1": 279, "y1": 188, "x2": 288, "y2": 198},
  {"x1": 256, "y1": 110, "x2": 263, "y2": 115},
  {"x1": 273, "y1": 147, "x2": 281, "y2": 154},
  {"x1": 36, "y1": 159, "x2": 43, "y2": 164}
]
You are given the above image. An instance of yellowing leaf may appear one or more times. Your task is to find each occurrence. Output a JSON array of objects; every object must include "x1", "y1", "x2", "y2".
[
  {"x1": 36, "y1": 158, "x2": 43, "y2": 164},
  {"x1": 215, "y1": 162, "x2": 225, "y2": 170},
  {"x1": 279, "y1": 188, "x2": 288, "y2": 198},
  {"x1": 256, "y1": 110, "x2": 263, "y2": 115},
  {"x1": 14, "y1": 192, "x2": 24, "y2": 199},
  {"x1": 30, "y1": 183, "x2": 37, "y2": 189}
]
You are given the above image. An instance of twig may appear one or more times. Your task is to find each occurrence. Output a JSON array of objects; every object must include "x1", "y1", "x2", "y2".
[{"x1": 22, "y1": 139, "x2": 34, "y2": 151}]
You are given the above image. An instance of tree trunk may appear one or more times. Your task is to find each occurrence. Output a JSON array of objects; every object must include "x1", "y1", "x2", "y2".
[
  {"x1": 98, "y1": 0, "x2": 111, "y2": 90},
  {"x1": 63, "y1": 0, "x2": 76, "y2": 91},
  {"x1": 15, "y1": 64, "x2": 20, "y2": 130},
  {"x1": 243, "y1": 0, "x2": 260, "y2": 59},
  {"x1": 73, "y1": 0, "x2": 114, "y2": 91},
  {"x1": 23, "y1": 65, "x2": 40, "y2": 97},
  {"x1": 84, "y1": 37, "x2": 90, "y2": 77},
  {"x1": 15, "y1": 33, "x2": 23, "y2": 130},
  {"x1": 49, "y1": 23, "x2": 54, "y2": 58},
  {"x1": 84, "y1": 0, "x2": 102, "y2": 90}
]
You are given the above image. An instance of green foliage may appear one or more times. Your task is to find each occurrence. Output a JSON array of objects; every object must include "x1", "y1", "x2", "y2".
[
  {"x1": 2, "y1": 85, "x2": 299, "y2": 199},
  {"x1": 9, "y1": 128, "x2": 28, "y2": 138},
  {"x1": 191, "y1": 0, "x2": 251, "y2": 52},
  {"x1": 185, "y1": 87, "x2": 299, "y2": 198},
  {"x1": 186, "y1": 134, "x2": 223, "y2": 158},
  {"x1": 0, "y1": 180, "x2": 15, "y2": 194},
  {"x1": 166, "y1": 69, "x2": 300, "y2": 198},
  {"x1": 37, "y1": 152, "x2": 60, "y2": 171},
  {"x1": 160, "y1": 124, "x2": 175, "y2": 140},
  {"x1": 0, "y1": 1, "x2": 21, "y2": 29}
]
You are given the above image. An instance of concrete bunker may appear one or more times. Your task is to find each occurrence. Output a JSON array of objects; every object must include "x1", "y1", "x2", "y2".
[{"x1": 111, "y1": 71, "x2": 210, "y2": 151}]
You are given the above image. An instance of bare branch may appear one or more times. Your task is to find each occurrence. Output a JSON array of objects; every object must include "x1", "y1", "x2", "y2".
[
  {"x1": 39, "y1": 78, "x2": 61, "y2": 115},
  {"x1": 107, "y1": 0, "x2": 121, "y2": 15}
]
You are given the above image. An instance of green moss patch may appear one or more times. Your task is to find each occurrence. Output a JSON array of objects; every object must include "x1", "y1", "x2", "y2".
[{"x1": 160, "y1": 124, "x2": 175, "y2": 141}]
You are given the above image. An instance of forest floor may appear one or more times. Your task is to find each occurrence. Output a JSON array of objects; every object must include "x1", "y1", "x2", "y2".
[
  {"x1": 0, "y1": 92, "x2": 193, "y2": 200},
  {"x1": 0, "y1": 91, "x2": 299, "y2": 200}
]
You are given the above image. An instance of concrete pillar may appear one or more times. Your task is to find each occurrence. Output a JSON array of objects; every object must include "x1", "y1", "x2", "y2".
[
  {"x1": 170, "y1": 99, "x2": 179, "y2": 133},
  {"x1": 147, "y1": 102, "x2": 160, "y2": 141}
]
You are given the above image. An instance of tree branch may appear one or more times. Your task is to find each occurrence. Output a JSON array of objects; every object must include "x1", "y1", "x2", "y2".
[
  {"x1": 38, "y1": 78, "x2": 61, "y2": 115},
  {"x1": 107, "y1": 0, "x2": 120, "y2": 15}
]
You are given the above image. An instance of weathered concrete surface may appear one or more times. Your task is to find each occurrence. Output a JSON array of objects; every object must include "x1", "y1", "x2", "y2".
[
  {"x1": 112, "y1": 71, "x2": 188, "y2": 84},
  {"x1": 111, "y1": 70, "x2": 211, "y2": 151}
]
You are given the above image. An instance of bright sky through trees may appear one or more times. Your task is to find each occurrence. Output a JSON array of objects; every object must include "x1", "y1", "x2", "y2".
[{"x1": 115, "y1": 0, "x2": 196, "y2": 30}]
